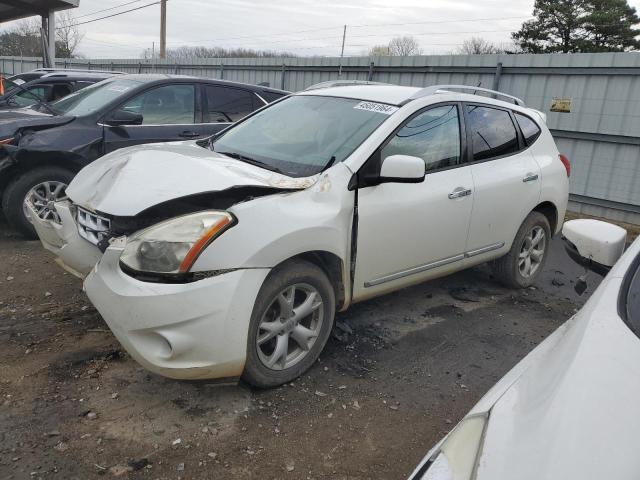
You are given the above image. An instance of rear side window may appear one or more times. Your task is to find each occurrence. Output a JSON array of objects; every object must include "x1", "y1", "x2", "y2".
[
  {"x1": 381, "y1": 105, "x2": 461, "y2": 172},
  {"x1": 466, "y1": 105, "x2": 518, "y2": 161},
  {"x1": 205, "y1": 86, "x2": 256, "y2": 122},
  {"x1": 515, "y1": 112, "x2": 542, "y2": 146}
]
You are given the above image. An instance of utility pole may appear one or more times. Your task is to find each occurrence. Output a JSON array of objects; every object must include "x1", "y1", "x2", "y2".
[
  {"x1": 338, "y1": 24, "x2": 346, "y2": 77},
  {"x1": 160, "y1": 0, "x2": 167, "y2": 59}
]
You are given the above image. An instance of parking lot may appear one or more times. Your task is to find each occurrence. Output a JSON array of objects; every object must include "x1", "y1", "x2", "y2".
[{"x1": 0, "y1": 218, "x2": 600, "y2": 480}]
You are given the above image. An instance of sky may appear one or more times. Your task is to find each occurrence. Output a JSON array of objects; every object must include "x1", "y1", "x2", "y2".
[{"x1": 1, "y1": 0, "x2": 640, "y2": 58}]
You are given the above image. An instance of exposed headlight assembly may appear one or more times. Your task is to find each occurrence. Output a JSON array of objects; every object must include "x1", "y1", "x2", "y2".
[
  {"x1": 120, "y1": 211, "x2": 235, "y2": 275},
  {"x1": 414, "y1": 414, "x2": 487, "y2": 480}
]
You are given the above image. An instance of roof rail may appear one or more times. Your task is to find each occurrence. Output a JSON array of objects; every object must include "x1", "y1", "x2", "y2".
[
  {"x1": 406, "y1": 85, "x2": 526, "y2": 107},
  {"x1": 304, "y1": 80, "x2": 389, "y2": 91}
]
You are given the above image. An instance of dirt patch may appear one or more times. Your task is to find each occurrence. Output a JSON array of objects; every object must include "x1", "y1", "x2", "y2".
[{"x1": 0, "y1": 219, "x2": 596, "y2": 479}]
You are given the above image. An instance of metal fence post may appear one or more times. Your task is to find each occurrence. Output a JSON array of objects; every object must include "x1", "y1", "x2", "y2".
[
  {"x1": 138, "y1": 62, "x2": 142, "y2": 73},
  {"x1": 281, "y1": 63, "x2": 286, "y2": 90},
  {"x1": 220, "y1": 63, "x2": 224, "y2": 79},
  {"x1": 367, "y1": 61, "x2": 375, "y2": 81},
  {"x1": 492, "y1": 61, "x2": 503, "y2": 91}
]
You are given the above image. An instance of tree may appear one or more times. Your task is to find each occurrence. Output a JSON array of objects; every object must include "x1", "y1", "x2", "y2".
[
  {"x1": 367, "y1": 45, "x2": 390, "y2": 56},
  {"x1": 457, "y1": 37, "x2": 504, "y2": 54},
  {"x1": 513, "y1": 0, "x2": 640, "y2": 53},
  {"x1": 55, "y1": 11, "x2": 84, "y2": 58},
  {"x1": 141, "y1": 45, "x2": 295, "y2": 59},
  {"x1": 0, "y1": 14, "x2": 84, "y2": 58},
  {"x1": 367, "y1": 36, "x2": 422, "y2": 56},
  {"x1": 388, "y1": 36, "x2": 423, "y2": 56}
]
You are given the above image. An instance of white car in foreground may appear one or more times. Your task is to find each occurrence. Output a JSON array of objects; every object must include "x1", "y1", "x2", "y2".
[
  {"x1": 30, "y1": 82, "x2": 569, "y2": 387},
  {"x1": 410, "y1": 219, "x2": 637, "y2": 480}
]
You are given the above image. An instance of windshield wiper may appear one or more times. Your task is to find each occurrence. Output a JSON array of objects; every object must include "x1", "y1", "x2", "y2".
[
  {"x1": 8, "y1": 81, "x2": 58, "y2": 116},
  {"x1": 218, "y1": 151, "x2": 286, "y2": 175}
]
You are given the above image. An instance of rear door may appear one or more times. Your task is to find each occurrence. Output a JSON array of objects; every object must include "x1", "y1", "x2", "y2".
[
  {"x1": 463, "y1": 104, "x2": 541, "y2": 255},
  {"x1": 103, "y1": 82, "x2": 202, "y2": 153}
]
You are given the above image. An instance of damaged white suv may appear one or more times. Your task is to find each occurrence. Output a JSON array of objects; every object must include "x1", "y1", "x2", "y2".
[{"x1": 30, "y1": 82, "x2": 569, "y2": 387}]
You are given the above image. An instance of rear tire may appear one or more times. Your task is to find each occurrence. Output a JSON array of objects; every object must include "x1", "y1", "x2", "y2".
[
  {"x1": 2, "y1": 166, "x2": 75, "y2": 239},
  {"x1": 242, "y1": 260, "x2": 335, "y2": 388},
  {"x1": 492, "y1": 211, "x2": 551, "y2": 289}
]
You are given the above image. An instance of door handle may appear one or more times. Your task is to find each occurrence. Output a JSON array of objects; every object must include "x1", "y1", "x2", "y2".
[
  {"x1": 523, "y1": 173, "x2": 539, "y2": 183},
  {"x1": 448, "y1": 187, "x2": 472, "y2": 199},
  {"x1": 179, "y1": 130, "x2": 201, "y2": 139}
]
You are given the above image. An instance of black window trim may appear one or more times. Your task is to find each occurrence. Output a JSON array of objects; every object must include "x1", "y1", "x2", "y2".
[
  {"x1": 513, "y1": 110, "x2": 543, "y2": 149},
  {"x1": 461, "y1": 102, "x2": 524, "y2": 165},
  {"x1": 354, "y1": 101, "x2": 468, "y2": 189}
]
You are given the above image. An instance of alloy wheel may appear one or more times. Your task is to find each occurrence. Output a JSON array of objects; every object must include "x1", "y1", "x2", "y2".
[
  {"x1": 518, "y1": 225, "x2": 546, "y2": 278},
  {"x1": 256, "y1": 283, "x2": 324, "y2": 371},
  {"x1": 23, "y1": 181, "x2": 68, "y2": 224}
]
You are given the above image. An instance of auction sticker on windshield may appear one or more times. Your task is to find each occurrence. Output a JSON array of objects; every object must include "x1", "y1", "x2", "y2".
[{"x1": 354, "y1": 101, "x2": 399, "y2": 115}]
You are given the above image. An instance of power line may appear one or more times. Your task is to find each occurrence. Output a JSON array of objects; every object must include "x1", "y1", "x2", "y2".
[
  {"x1": 73, "y1": 0, "x2": 149, "y2": 20},
  {"x1": 60, "y1": 1, "x2": 161, "y2": 29}
]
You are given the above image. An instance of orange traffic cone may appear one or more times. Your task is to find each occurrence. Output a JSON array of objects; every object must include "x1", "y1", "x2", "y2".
[{"x1": 0, "y1": 74, "x2": 4, "y2": 96}]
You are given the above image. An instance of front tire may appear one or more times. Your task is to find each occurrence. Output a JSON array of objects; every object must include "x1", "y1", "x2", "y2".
[
  {"x1": 492, "y1": 211, "x2": 551, "y2": 288},
  {"x1": 2, "y1": 166, "x2": 75, "y2": 239},
  {"x1": 242, "y1": 260, "x2": 335, "y2": 388}
]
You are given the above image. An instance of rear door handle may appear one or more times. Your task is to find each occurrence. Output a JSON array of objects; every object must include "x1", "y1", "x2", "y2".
[
  {"x1": 523, "y1": 173, "x2": 539, "y2": 183},
  {"x1": 448, "y1": 187, "x2": 472, "y2": 199},
  {"x1": 179, "y1": 130, "x2": 201, "y2": 139}
]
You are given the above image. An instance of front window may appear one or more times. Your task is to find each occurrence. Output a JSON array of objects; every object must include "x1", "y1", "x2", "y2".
[
  {"x1": 211, "y1": 95, "x2": 394, "y2": 177},
  {"x1": 50, "y1": 78, "x2": 142, "y2": 116},
  {"x1": 120, "y1": 84, "x2": 195, "y2": 125}
]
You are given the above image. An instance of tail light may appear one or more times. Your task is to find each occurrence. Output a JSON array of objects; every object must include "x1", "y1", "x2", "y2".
[
  {"x1": 559, "y1": 154, "x2": 570, "y2": 177},
  {"x1": 0, "y1": 137, "x2": 14, "y2": 145}
]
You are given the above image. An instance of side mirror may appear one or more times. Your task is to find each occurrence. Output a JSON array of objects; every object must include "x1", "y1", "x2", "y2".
[
  {"x1": 379, "y1": 155, "x2": 426, "y2": 184},
  {"x1": 562, "y1": 219, "x2": 627, "y2": 276},
  {"x1": 104, "y1": 109, "x2": 143, "y2": 127}
]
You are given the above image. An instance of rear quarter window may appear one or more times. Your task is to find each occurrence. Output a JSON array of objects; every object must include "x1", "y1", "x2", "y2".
[
  {"x1": 259, "y1": 90, "x2": 287, "y2": 103},
  {"x1": 515, "y1": 112, "x2": 542, "y2": 146}
]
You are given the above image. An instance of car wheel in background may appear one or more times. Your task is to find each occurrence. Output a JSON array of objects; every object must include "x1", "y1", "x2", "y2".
[
  {"x1": 492, "y1": 211, "x2": 551, "y2": 288},
  {"x1": 242, "y1": 260, "x2": 336, "y2": 388},
  {"x1": 2, "y1": 166, "x2": 75, "y2": 239}
]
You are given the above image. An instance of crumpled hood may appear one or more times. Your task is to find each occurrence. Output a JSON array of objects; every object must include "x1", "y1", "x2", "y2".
[
  {"x1": 66, "y1": 141, "x2": 318, "y2": 216},
  {"x1": 0, "y1": 108, "x2": 74, "y2": 138},
  {"x1": 474, "y1": 268, "x2": 640, "y2": 479}
]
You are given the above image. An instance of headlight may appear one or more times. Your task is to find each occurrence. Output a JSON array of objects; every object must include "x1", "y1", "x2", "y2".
[
  {"x1": 120, "y1": 211, "x2": 235, "y2": 274},
  {"x1": 414, "y1": 414, "x2": 487, "y2": 480}
]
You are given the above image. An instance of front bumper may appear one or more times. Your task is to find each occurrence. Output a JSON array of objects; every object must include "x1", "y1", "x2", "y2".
[
  {"x1": 28, "y1": 200, "x2": 102, "y2": 279},
  {"x1": 84, "y1": 242, "x2": 270, "y2": 380}
]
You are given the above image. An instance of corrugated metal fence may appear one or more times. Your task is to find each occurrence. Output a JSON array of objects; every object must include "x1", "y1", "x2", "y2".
[{"x1": 2, "y1": 53, "x2": 640, "y2": 223}]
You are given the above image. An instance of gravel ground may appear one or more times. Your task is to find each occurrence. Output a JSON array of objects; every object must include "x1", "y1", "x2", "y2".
[{"x1": 0, "y1": 219, "x2": 600, "y2": 480}]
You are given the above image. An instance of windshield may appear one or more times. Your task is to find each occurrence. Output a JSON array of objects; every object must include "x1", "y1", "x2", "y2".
[
  {"x1": 212, "y1": 95, "x2": 395, "y2": 177},
  {"x1": 50, "y1": 78, "x2": 142, "y2": 116}
]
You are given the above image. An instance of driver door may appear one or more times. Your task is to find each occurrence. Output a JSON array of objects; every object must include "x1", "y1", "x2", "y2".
[{"x1": 353, "y1": 104, "x2": 475, "y2": 300}]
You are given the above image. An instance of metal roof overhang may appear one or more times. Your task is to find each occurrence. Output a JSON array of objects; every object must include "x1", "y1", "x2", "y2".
[{"x1": 0, "y1": 0, "x2": 79, "y2": 23}]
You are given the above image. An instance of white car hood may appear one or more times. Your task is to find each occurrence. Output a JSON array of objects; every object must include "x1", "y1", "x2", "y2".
[
  {"x1": 66, "y1": 142, "x2": 318, "y2": 216},
  {"x1": 473, "y1": 246, "x2": 640, "y2": 480}
]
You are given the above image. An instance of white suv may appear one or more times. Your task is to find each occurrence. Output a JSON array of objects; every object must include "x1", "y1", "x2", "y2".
[{"x1": 30, "y1": 82, "x2": 569, "y2": 387}]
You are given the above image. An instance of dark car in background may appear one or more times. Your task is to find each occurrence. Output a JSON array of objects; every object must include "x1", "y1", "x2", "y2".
[
  {"x1": 0, "y1": 71, "x2": 121, "y2": 110},
  {"x1": 0, "y1": 74, "x2": 288, "y2": 237}
]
